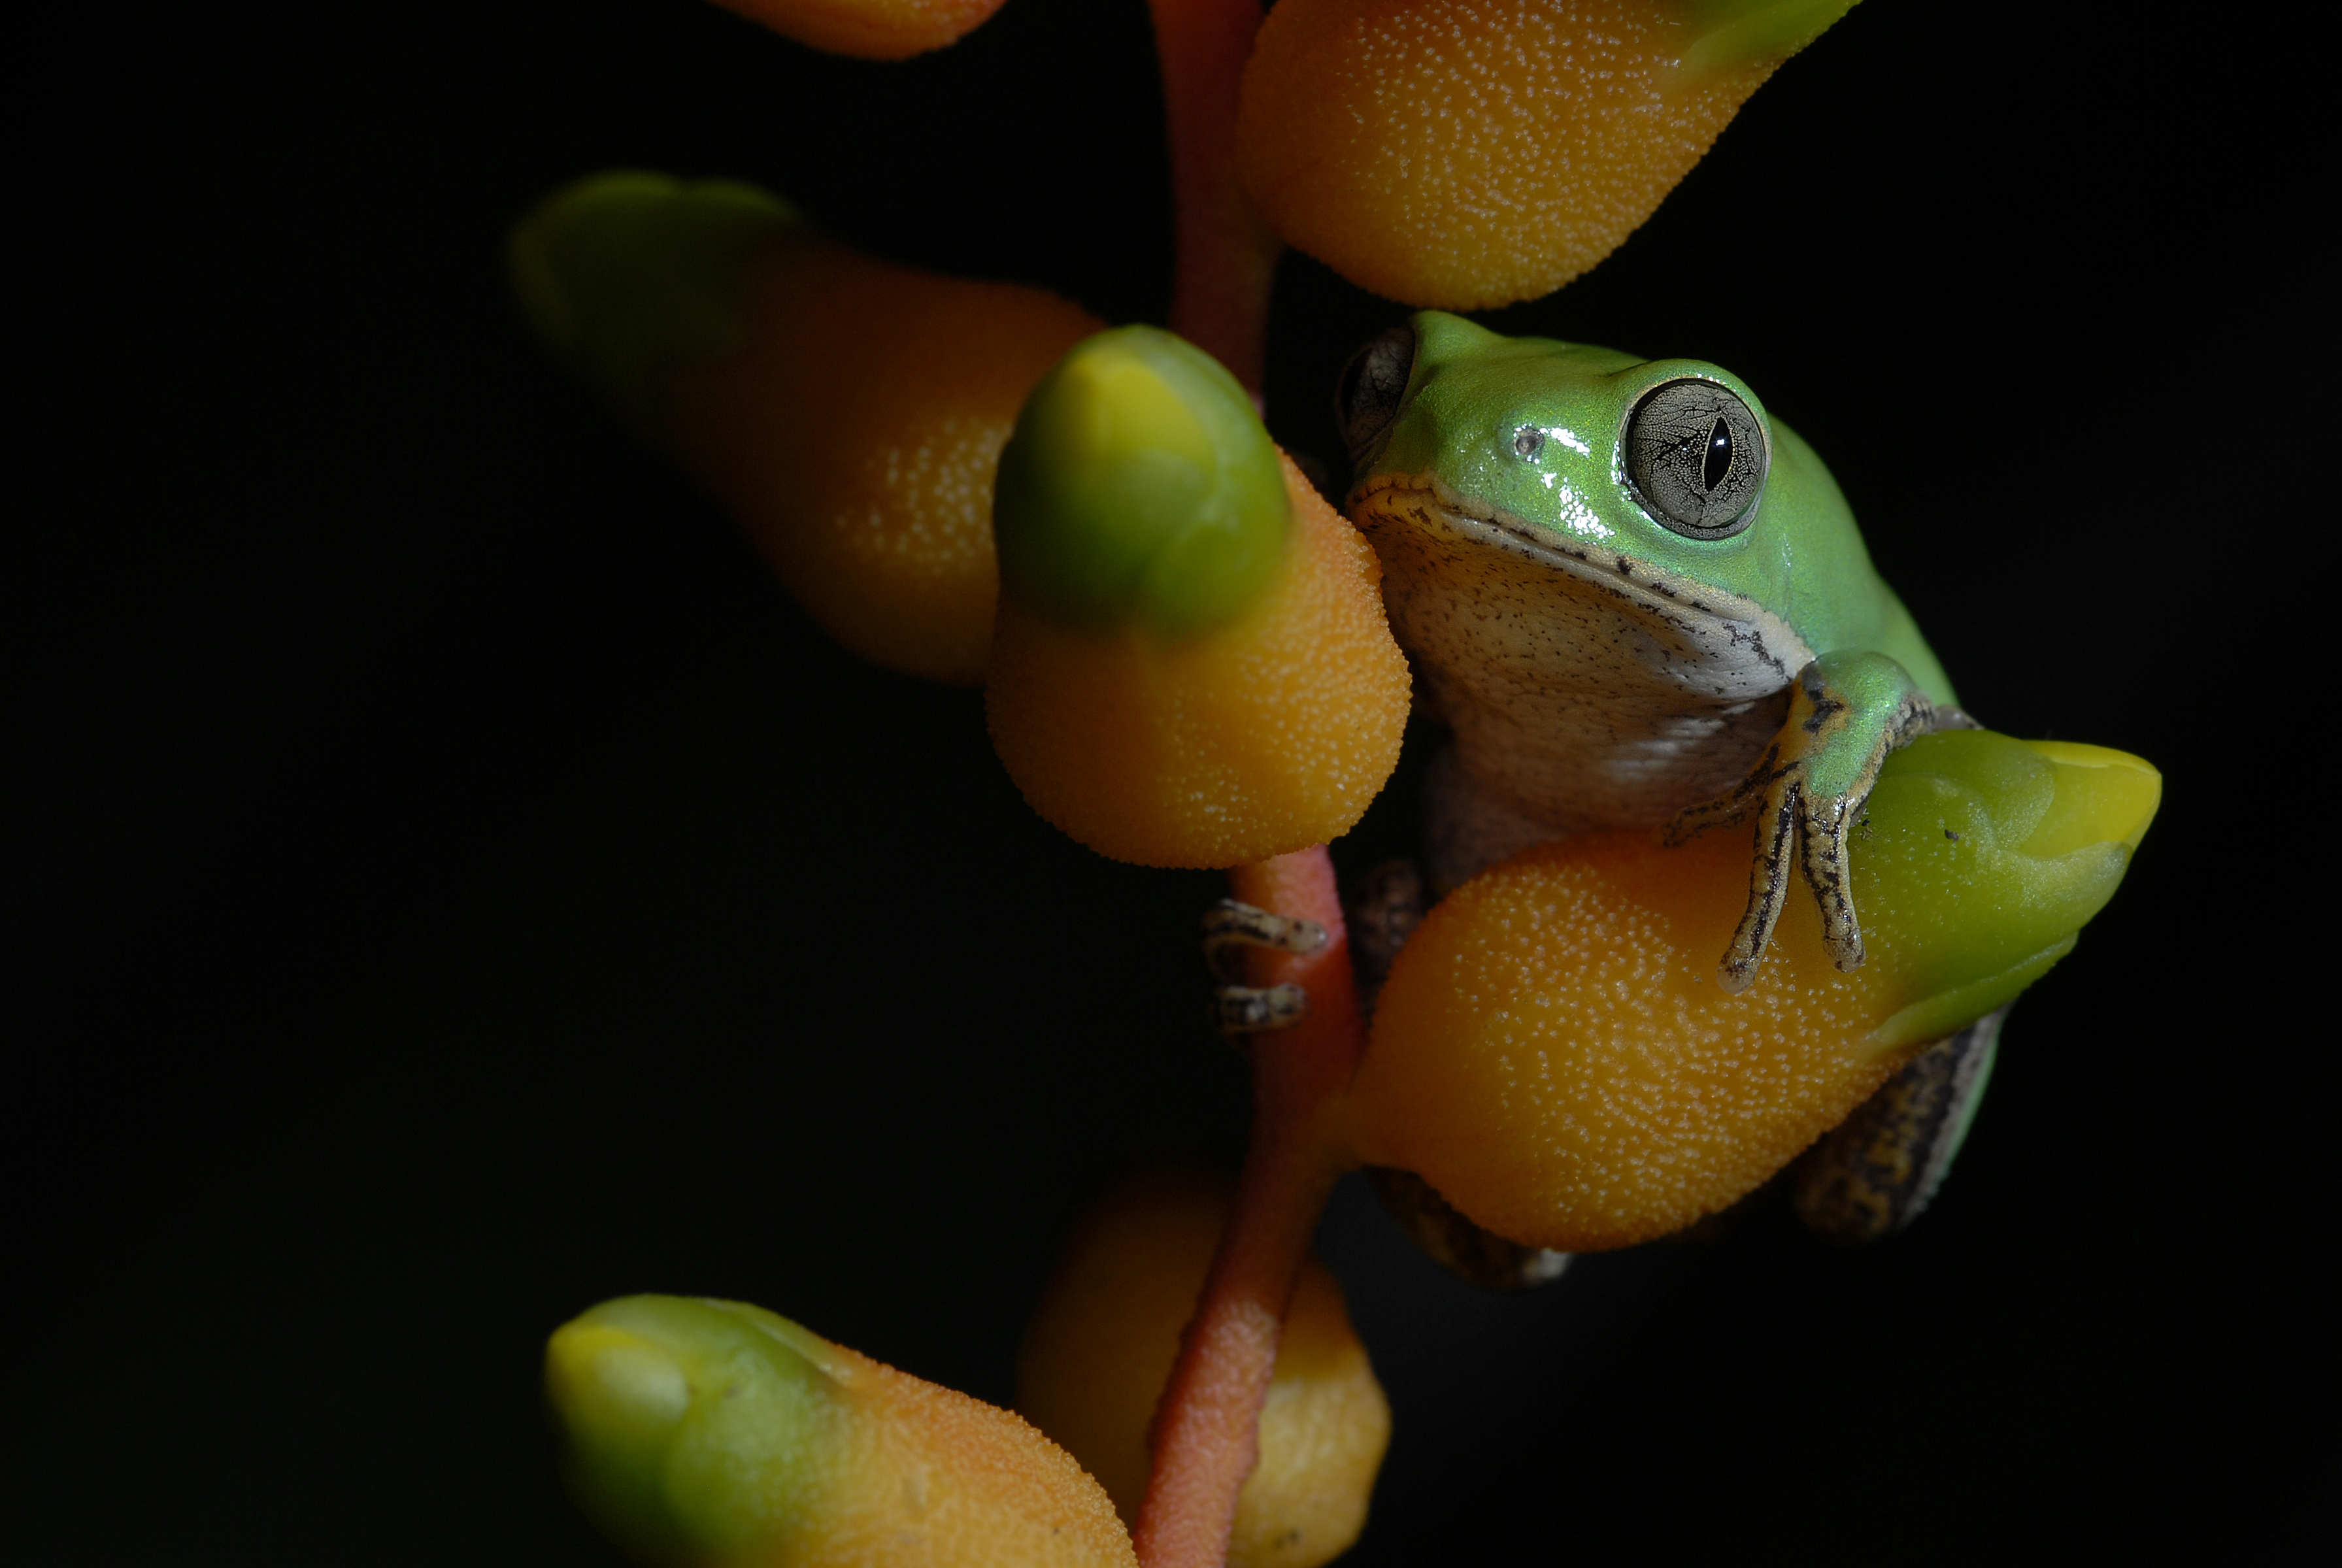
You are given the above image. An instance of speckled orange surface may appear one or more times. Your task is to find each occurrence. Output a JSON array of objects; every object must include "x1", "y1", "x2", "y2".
[
  {"x1": 799, "y1": 1329, "x2": 1140, "y2": 1567},
  {"x1": 1238, "y1": 0, "x2": 1780, "y2": 309},
  {"x1": 674, "y1": 237, "x2": 1101, "y2": 684},
  {"x1": 551, "y1": 1299, "x2": 1138, "y2": 1567},
  {"x1": 986, "y1": 454, "x2": 1410, "y2": 867},
  {"x1": 711, "y1": 0, "x2": 1005, "y2": 60},
  {"x1": 1346, "y1": 738, "x2": 2158, "y2": 1252},
  {"x1": 1347, "y1": 827, "x2": 1913, "y2": 1252},
  {"x1": 1017, "y1": 1170, "x2": 1389, "y2": 1568}
]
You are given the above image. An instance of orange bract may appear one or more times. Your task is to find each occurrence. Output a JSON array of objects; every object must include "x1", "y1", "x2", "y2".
[
  {"x1": 672, "y1": 238, "x2": 1101, "y2": 684},
  {"x1": 1347, "y1": 828, "x2": 1913, "y2": 1252},
  {"x1": 1017, "y1": 1170, "x2": 1390, "y2": 1568},
  {"x1": 1237, "y1": 0, "x2": 1780, "y2": 309},
  {"x1": 711, "y1": 0, "x2": 1006, "y2": 61},
  {"x1": 547, "y1": 1295, "x2": 1138, "y2": 1567},
  {"x1": 808, "y1": 1331, "x2": 1140, "y2": 1565},
  {"x1": 985, "y1": 454, "x2": 1410, "y2": 867}
]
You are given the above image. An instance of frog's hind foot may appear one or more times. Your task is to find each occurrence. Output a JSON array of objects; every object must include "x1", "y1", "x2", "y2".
[
  {"x1": 1201, "y1": 899, "x2": 1327, "y2": 1035},
  {"x1": 1367, "y1": 1166, "x2": 1571, "y2": 1290},
  {"x1": 1793, "y1": 1005, "x2": 2008, "y2": 1243},
  {"x1": 1661, "y1": 746, "x2": 1775, "y2": 848},
  {"x1": 1675, "y1": 656, "x2": 1952, "y2": 993}
]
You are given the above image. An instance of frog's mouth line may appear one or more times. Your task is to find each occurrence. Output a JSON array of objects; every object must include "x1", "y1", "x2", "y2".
[{"x1": 1349, "y1": 471, "x2": 1815, "y2": 683}]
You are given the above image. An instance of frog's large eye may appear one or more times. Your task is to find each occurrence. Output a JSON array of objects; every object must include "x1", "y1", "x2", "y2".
[
  {"x1": 1623, "y1": 378, "x2": 1767, "y2": 539},
  {"x1": 1335, "y1": 326, "x2": 1415, "y2": 463}
]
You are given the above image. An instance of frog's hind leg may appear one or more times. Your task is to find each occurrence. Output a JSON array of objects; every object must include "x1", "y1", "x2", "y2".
[
  {"x1": 1792, "y1": 1005, "x2": 2008, "y2": 1243},
  {"x1": 1367, "y1": 1167, "x2": 1572, "y2": 1290}
]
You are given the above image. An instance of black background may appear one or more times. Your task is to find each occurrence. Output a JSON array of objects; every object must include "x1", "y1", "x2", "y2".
[{"x1": 16, "y1": 1, "x2": 2326, "y2": 1560}]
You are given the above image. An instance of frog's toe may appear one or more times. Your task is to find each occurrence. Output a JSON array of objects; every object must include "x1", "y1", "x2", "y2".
[
  {"x1": 1794, "y1": 1005, "x2": 2008, "y2": 1242},
  {"x1": 1661, "y1": 755, "x2": 1772, "y2": 848},
  {"x1": 1798, "y1": 792, "x2": 1865, "y2": 972},
  {"x1": 1718, "y1": 782, "x2": 1798, "y2": 993},
  {"x1": 1201, "y1": 899, "x2": 1327, "y2": 1035},
  {"x1": 1202, "y1": 899, "x2": 1328, "y2": 975},
  {"x1": 1721, "y1": 782, "x2": 1868, "y2": 988},
  {"x1": 1207, "y1": 982, "x2": 1310, "y2": 1033}
]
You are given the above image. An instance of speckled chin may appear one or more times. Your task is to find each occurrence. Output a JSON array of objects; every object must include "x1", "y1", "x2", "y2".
[{"x1": 1351, "y1": 472, "x2": 1815, "y2": 890}]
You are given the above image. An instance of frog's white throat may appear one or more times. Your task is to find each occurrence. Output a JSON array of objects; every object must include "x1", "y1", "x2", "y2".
[
  {"x1": 1351, "y1": 471, "x2": 1813, "y2": 674},
  {"x1": 1350, "y1": 472, "x2": 1818, "y2": 875}
]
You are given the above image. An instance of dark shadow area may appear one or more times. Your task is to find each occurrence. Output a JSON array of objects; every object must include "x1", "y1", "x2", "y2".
[{"x1": 11, "y1": 1, "x2": 2322, "y2": 1560}]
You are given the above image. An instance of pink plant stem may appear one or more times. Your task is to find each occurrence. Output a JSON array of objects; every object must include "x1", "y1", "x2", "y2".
[
  {"x1": 1130, "y1": 10, "x2": 1335, "y2": 1563},
  {"x1": 1131, "y1": 847, "x2": 1365, "y2": 1568},
  {"x1": 1145, "y1": 0, "x2": 1283, "y2": 394}
]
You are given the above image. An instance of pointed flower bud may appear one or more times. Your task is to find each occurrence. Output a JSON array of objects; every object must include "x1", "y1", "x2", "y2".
[
  {"x1": 546, "y1": 1295, "x2": 1137, "y2": 1567},
  {"x1": 1349, "y1": 733, "x2": 2158, "y2": 1252},
  {"x1": 994, "y1": 326, "x2": 1292, "y2": 637},
  {"x1": 508, "y1": 171, "x2": 800, "y2": 430}
]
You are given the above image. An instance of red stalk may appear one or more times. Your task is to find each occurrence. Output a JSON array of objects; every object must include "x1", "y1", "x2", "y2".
[
  {"x1": 1145, "y1": 0, "x2": 1283, "y2": 394},
  {"x1": 1131, "y1": 847, "x2": 1365, "y2": 1568},
  {"x1": 1131, "y1": 11, "x2": 1347, "y2": 1563}
]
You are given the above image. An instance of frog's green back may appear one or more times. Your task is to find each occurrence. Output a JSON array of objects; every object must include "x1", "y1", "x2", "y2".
[{"x1": 1764, "y1": 420, "x2": 1956, "y2": 706}]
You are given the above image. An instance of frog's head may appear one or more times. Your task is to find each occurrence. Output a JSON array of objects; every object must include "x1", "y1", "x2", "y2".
[{"x1": 1339, "y1": 311, "x2": 1860, "y2": 618}]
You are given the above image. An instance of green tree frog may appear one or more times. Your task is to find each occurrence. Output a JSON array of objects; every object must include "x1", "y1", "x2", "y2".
[{"x1": 1339, "y1": 310, "x2": 1968, "y2": 994}]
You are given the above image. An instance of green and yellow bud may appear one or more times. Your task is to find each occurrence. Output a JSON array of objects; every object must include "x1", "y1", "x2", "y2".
[
  {"x1": 546, "y1": 1295, "x2": 1136, "y2": 1567},
  {"x1": 1237, "y1": 0, "x2": 1864, "y2": 310},
  {"x1": 1347, "y1": 733, "x2": 2158, "y2": 1252},
  {"x1": 1858, "y1": 733, "x2": 2160, "y2": 1048},
  {"x1": 509, "y1": 169, "x2": 1103, "y2": 685},
  {"x1": 994, "y1": 327, "x2": 1291, "y2": 637},
  {"x1": 1679, "y1": 0, "x2": 1862, "y2": 76},
  {"x1": 508, "y1": 171, "x2": 801, "y2": 430},
  {"x1": 984, "y1": 360, "x2": 1411, "y2": 867}
]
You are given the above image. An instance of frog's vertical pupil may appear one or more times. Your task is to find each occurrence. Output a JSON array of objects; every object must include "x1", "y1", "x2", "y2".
[
  {"x1": 1625, "y1": 377, "x2": 1766, "y2": 539},
  {"x1": 1702, "y1": 418, "x2": 1733, "y2": 492}
]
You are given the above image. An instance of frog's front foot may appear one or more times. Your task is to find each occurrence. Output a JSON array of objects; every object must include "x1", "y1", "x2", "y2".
[
  {"x1": 1201, "y1": 899, "x2": 1328, "y2": 1034},
  {"x1": 1667, "y1": 652, "x2": 1960, "y2": 992}
]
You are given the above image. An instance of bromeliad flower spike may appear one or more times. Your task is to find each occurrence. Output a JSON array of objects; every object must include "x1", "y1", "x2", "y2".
[{"x1": 514, "y1": 3, "x2": 2160, "y2": 1565}]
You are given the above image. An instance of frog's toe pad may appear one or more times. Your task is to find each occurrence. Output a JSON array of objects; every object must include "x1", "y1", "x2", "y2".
[
  {"x1": 1209, "y1": 982, "x2": 1309, "y2": 1033},
  {"x1": 1201, "y1": 898, "x2": 1328, "y2": 982}
]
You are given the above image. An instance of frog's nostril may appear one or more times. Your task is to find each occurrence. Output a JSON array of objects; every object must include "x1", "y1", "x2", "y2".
[{"x1": 1512, "y1": 425, "x2": 1545, "y2": 461}]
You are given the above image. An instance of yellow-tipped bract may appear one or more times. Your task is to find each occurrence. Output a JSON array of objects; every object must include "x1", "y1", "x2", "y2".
[
  {"x1": 1347, "y1": 735, "x2": 2158, "y2": 1252},
  {"x1": 547, "y1": 1294, "x2": 1137, "y2": 1567},
  {"x1": 987, "y1": 452, "x2": 1411, "y2": 867},
  {"x1": 1237, "y1": 0, "x2": 1858, "y2": 309},
  {"x1": 510, "y1": 170, "x2": 1103, "y2": 684}
]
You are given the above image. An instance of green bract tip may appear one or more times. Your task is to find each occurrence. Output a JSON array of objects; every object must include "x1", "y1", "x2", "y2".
[
  {"x1": 1679, "y1": 0, "x2": 1860, "y2": 76},
  {"x1": 545, "y1": 1295, "x2": 843, "y2": 1563},
  {"x1": 507, "y1": 171, "x2": 802, "y2": 429},
  {"x1": 994, "y1": 326, "x2": 1291, "y2": 635},
  {"x1": 1859, "y1": 732, "x2": 2160, "y2": 1049}
]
